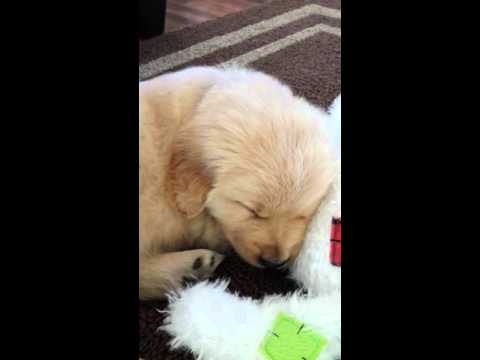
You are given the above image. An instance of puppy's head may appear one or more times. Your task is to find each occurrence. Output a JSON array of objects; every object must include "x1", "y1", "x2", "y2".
[{"x1": 169, "y1": 70, "x2": 337, "y2": 268}]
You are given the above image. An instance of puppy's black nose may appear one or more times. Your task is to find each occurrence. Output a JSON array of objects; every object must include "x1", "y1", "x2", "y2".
[{"x1": 258, "y1": 257, "x2": 288, "y2": 269}]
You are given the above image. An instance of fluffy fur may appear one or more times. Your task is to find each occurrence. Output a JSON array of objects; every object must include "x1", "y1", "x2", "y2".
[
  {"x1": 162, "y1": 281, "x2": 341, "y2": 360},
  {"x1": 139, "y1": 66, "x2": 337, "y2": 299},
  {"x1": 160, "y1": 95, "x2": 341, "y2": 360},
  {"x1": 290, "y1": 97, "x2": 341, "y2": 296}
]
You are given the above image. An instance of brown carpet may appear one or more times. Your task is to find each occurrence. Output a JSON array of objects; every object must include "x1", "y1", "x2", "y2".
[{"x1": 139, "y1": 0, "x2": 341, "y2": 358}]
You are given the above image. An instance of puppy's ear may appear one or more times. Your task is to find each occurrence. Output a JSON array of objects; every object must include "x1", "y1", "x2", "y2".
[{"x1": 167, "y1": 143, "x2": 212, "y2": 219}]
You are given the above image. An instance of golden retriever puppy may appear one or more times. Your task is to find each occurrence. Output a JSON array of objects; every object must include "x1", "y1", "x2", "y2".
[{"x1": 139, "y1": 66, "x2": 336, "y2": 300}]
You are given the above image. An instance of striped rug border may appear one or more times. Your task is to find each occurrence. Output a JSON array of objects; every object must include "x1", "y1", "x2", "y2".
[{"x1": 139, "y1": 4, "x2": 341, "y2": 80}]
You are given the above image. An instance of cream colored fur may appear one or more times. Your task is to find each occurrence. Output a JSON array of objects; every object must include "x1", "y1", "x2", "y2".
[{"x1": 139, "y1": 66, "x2": 336, "y2": 300}]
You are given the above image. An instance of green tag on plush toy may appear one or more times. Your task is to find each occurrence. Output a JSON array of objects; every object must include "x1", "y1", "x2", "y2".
[{"x1": 259, "y1": 312, "x2": 327, "y2": 360}]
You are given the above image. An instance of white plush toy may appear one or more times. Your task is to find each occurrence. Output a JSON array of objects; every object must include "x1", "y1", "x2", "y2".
[{"x1": 161, "y1": 95, "x2": 341, "y2": 360}]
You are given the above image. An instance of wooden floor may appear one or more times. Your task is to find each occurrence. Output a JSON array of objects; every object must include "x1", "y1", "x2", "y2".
[{"x1": 165, "y1": 0, "x2": 271, "y2": 33}]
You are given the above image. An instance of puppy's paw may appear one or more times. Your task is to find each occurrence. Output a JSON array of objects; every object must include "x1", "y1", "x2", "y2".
[
  {"x1": 178, "y1": 249, "x2": 225, "y2": 289},
  {"x1": 189, "y1": 249, "x2": 224, "y2": 280}
]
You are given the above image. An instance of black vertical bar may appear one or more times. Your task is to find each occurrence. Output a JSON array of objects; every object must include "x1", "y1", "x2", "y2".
[{"x1": 139, "y1": 0, "x2": 167, "y2": 39}]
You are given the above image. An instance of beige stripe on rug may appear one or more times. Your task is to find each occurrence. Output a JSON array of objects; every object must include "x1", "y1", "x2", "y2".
[
  {"x1": 139, "y1": 4, "x2": 341, "y2": 79},
  {"x1": 220, "y1": 22, "x2": 340, "y2": 67}
]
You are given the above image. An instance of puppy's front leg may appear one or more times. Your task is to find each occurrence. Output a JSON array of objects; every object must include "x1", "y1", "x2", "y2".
[{"x1": 139, "y1": 249, "x2": 224, "y2": 300}]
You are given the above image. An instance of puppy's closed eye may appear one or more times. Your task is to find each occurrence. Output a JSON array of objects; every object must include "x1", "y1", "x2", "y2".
[{"x1": 234, "y1": 201, "x2": 268, "y2": 220}]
